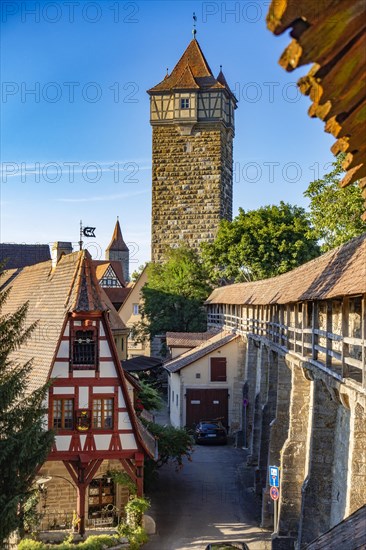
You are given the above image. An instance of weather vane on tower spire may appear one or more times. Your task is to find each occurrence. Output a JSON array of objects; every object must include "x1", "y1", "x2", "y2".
[{"x1": 192, "y1": 12, "x2": 197, "y2": 39}]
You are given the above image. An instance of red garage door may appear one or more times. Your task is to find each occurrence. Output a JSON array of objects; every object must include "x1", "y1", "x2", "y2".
[{"x1": 186, "y1": 388, "x2": 228, "y2": 429}]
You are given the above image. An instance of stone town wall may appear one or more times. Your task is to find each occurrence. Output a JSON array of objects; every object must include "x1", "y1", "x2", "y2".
[
  {"x1": 237, "y1": 335, "x2": 366, "y2": 549},
  {"x1": 151, "y1": 123, "x2": 233, "y2": 262}
]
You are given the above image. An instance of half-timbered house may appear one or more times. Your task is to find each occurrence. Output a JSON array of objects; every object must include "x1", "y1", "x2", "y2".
[{"x1": 1, "y1": 249, "x2": 155, "y2": 534}]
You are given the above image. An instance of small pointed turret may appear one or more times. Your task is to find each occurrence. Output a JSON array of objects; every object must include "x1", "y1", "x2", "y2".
[{"x1": 105, "y1": 219, "x2": 129, "y2": 282}]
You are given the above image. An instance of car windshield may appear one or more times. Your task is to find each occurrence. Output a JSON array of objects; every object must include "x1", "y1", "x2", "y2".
[{"x1": 200, "y1": 423, "x2": 221, "y2": 430}]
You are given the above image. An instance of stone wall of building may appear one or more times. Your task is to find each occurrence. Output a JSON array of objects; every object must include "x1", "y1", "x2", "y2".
[
  {"x1": 151, "y1": 123, "x2": 233, "y2": 262},
  {"x1": 37, "y1": 460, "x2": 130, "y2": 530}
]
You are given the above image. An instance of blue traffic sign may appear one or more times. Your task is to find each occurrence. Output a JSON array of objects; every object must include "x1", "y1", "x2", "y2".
[{"x1": 269, "y1": 465, "x2": 279, "y2": 487}]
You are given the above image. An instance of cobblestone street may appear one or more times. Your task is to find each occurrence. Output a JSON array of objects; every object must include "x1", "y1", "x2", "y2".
[{"x1": 143, "y1": 442, "x2": 271, "y2": 550}]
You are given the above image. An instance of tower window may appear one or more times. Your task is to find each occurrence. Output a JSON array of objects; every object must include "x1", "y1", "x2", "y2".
[
  {"x1": 181, "y1": 98, "x2": 190, "y2": 109},
  {"x1": 72, "y1": 329, "x2": 97, "y2": 369}
]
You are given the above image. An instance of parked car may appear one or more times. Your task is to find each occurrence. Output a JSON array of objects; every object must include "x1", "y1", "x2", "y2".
[
  {"x1": 194, "y1": 420, "x2": 227, "y2": 444},
  {"x1": 205, "y1": 543, "x2": 249, "y2": 550}
]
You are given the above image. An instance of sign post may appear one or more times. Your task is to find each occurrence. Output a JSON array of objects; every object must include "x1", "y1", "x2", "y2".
[
  {"x1": 242, "y1": 398, "x2": 248, "y2": 448},
  {"x1": 269, "y1": 466, "x2": 280, "y2": 532}
]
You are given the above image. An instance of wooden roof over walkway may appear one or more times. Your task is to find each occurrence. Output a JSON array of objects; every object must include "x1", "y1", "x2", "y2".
[{"x1": 205, "y1": 232, "x2": 366, "y2": 306}]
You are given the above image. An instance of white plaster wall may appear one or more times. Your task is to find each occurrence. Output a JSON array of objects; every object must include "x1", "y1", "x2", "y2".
[
  {"x1": 171, "y1": 346, "x2": 192, "y2": 358},
  {"x1": 57, "y1": 341, "x2": 69, "y2": 358},
  {"x1": 99, "y1": 362, "x2": 117, "y2": 378},
  {"x1": 79, "y1": 386, "x2": 89, "y2": 408},
  {"x1": 99, "y1": 340, "x2": 112, "y2": 358},
  {"x1": 51, "y1": 362, "x2": 69, "y2": 378},
  {"x1": 169, "y1": 373, "x2": 181, "y2": 428},
  {"x1": 169, "y1": 338, "x2": 242, "y2": 430}
]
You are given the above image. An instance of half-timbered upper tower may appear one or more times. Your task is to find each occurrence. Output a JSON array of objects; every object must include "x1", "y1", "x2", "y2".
[{"x1": 148, "y1": 38, "x2": 237, "y2": 262}]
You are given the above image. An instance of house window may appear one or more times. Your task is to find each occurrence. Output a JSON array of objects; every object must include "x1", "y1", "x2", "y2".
[
  {"x1": 176, "y1": 394, "x2": 178, "y2": 407},
  {"x1": 180, "y1": 98, "x2": 189, "y2": 109},
  {"x1": 72, "y1": 329, "x2": 96, "y2": 368},
  {"x1": 53, "y1": 399, "x2": 74, "y2": 430},
  {"x1": 133, "y1": 304, "x2": 139, "y2": 315},
  {"x1": 92, "y1": 398, "x2": 113, "y2": 429},
  {"x1": 210, "y1": 357, "x2": 227, "y2": 382}
]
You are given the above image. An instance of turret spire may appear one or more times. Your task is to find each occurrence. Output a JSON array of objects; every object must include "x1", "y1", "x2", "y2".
[{"x1": 192, "y1": 12, "x2": 197, "y2": 39}]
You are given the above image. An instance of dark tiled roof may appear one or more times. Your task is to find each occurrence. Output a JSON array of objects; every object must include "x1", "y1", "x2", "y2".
[
  {"x1": 122, "y1": 356, "x2": 163, "y2": 373},
  {"x1": 0, "y1": 243, "x2": 50, "y2": 269},
  {"x1": 148, "y1": 39, "x2": 235, "y2": 99},
  {"x1": 164, "y1": 331, "x2": 239, "y2": 373},
  {"x1": 1, "y1": 251, "x2": 126, "y2": 392},
  {"x1": 103, "y1": 287, "x2": 131, "y2": 309},
  {"x1": 205, "y1": 233, "x2": 366, "y2": 306},
  {"x1": 306, "y1": 504, "x2": 366, "y2": 550},
  {"x1": 106, "y1": 221, "x2": 129, "y2": 252}
]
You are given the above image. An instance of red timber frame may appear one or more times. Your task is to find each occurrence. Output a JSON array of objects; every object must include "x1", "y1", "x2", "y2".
[{"x1": 46, "y1": 311, "x2": 150, "y2": 536}]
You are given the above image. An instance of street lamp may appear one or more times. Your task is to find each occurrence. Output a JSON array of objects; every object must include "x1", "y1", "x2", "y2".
[{"x1": 36, "y1": 475, "x2": 77, "y2": 492}]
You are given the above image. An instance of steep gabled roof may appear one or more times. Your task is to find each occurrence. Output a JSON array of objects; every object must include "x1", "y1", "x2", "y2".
[
  {"x1": 0, "y1": 243, "x2": 51, "y2": 268},
  {"x1": 148, "y1": 39, "x2": 235, "y2": 98},
  {"x1": 1, "y1": 250, "x2": 126, "y2": 391},
  {"x1": 164, "y1": 331, "x2": 239, "y2": 373},
  {"x1": 106, "y1": 220, "x2": 129, "y2": 252},
  {"x1": 93, "y1": 260, "x2": 125, "y2": 286}
]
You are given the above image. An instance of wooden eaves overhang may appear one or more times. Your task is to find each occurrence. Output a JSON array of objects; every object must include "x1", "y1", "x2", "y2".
[{"x1": 266, "y1": 0, "x2": 366, "y2": 219}]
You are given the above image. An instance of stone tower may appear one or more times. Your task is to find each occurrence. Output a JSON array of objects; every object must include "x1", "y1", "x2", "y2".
[
  {"x1": 148, "y1": 38, "x2": 237, "y2": 263},
  {"x1": 105, "y1": 219, "x2": 130, "y2": 282}
]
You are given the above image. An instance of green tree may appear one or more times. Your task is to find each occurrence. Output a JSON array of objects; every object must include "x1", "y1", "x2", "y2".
[
  {"x1": 304, "y1": 154, "x2": 365, "y2": 251},
  {"x1": 0, "y1": 271, "x2": 54, "y2": 543},
  {"x1": 137, "y1": 381, "x2": 163, "y2": 412},
  {"x1": 143, "y1": 422, "x2": 194, "y2": 471},
  {"x1": 133, "y1": 246, "x2": 212, "y2": 341},
  {"x1": 201, "y1": 202, "x2": 320, "y2": 283}
]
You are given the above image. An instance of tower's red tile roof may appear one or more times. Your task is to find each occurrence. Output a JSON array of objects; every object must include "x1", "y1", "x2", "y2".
[
  {"x1": 148, "y1": 39, "x2": 235, "y2": 98},
  {"x1": 106, "y1": 220, "x2": 129, "y2": 252}
]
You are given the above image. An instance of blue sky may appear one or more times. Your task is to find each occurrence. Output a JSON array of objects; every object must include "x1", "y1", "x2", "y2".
[{"x1": 0, "y1": 0, "x2": 336, "y2": 268}]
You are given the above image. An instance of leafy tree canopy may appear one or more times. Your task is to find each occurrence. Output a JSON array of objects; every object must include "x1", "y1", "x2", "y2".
[
  {"x1": 0, "y1": 270, "x2": 54, "y2": 543},
  {"x1": 304, "y1": 154, "x2": 365, "y2": 251},
  {"x1": 201, "y1": 202, "x2": 320, "y2": 284},
  {"x1": 143, "y1": 421, "x2": 194, "y2": 471},
  {"x1": 137, "y1": 380, "x2": 163, "y2": 412},
  {"x1": 133, "y1": 246, "x2": 212, "y2": 340}
]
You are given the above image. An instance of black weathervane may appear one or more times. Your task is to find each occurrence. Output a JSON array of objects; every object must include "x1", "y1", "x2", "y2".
[
  {"x1": 79, "y1": 220, "x2": 96, "y2": 250},
  {"x1": 192, "y1": 12, "x2": 197, "y2": 38}
]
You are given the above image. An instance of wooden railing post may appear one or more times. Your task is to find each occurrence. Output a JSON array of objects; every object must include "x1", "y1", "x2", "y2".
[
  {"x1": 342, "y1": 297, "x2": 349, "y2": 378},
  {"x1": 312, "y1": 301, "x2": 318, "y2": 361}
]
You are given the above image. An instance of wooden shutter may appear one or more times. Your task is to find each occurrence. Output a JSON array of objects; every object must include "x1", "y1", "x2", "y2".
[{"x1": 210, "y1": 357, "x2": 227, "y2": 382}]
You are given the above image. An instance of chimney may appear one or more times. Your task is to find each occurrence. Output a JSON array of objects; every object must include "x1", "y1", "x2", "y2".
[{"x1": 52, "y1": 242, "x2": 73, "y2": 268}]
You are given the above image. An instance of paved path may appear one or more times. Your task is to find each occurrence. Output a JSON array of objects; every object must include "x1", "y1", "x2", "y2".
[{"x1": 143, "y1": 443, "x2": 271, "y2": 550}]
